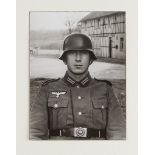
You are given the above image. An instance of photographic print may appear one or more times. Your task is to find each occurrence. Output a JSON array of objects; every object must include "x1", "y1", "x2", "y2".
[{"x1": 29, "y1": 11, "x2": 126, "y2": 140}]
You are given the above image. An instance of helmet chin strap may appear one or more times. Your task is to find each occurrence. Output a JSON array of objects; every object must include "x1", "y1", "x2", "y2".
[{"x1": 67, "y1": 70, "x2": 89, "y2": 82}]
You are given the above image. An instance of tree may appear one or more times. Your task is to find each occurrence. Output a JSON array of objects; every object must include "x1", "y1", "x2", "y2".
[{"x1": 65, "y1": 20, "x2": 76, "y2": 34}]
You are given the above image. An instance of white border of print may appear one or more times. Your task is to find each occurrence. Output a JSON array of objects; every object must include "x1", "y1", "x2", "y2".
[{"x1": 16, "y1": 0, "x2": 137, "y2": 155}]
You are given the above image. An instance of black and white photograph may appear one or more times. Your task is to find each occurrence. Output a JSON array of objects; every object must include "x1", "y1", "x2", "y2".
[{"x1": 29, "y1": 11, "x2": 126, "y2": 140}]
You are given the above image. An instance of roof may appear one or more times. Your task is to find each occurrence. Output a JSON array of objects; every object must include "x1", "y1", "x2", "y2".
[{"x1": 79, "y1": 11, "x2": 125, "y2": 22}]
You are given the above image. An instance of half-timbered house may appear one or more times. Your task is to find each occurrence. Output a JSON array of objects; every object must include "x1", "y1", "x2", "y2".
[{"x1": 78, "y1": 11, "x2": 126, "y2": 59}]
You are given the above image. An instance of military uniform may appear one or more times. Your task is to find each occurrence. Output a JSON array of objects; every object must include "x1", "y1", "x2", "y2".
[{"x1": 30, "y1": 72, "x2": 126, "y2": 140}]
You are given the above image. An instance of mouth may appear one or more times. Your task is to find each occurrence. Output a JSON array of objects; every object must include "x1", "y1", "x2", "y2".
[{"x1": 74, "y1": 64, "x2": 83, "y2": 67}]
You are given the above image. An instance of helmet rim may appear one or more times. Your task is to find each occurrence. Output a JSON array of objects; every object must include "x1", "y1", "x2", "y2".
[
  {"x1": 59, "y1": 33, "x2": 97, "y2": 60},
  {"x1": 59, "y1": 49, "x2": 97, "y2": 60}
]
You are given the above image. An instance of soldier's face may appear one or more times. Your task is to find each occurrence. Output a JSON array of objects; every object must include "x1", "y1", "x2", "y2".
[{"x1": 65, "y1": 51, "x2": 92, "y2": 75}]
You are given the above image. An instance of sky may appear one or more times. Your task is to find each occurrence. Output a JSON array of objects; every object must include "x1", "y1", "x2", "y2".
[{"x1": 30, "y1": 11, "x2": 90, "y2": 31}]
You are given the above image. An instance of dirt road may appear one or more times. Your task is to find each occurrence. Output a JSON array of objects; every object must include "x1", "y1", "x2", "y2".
[{"x1": 30, "y1": 56, "x2": 125, "y2": 79}]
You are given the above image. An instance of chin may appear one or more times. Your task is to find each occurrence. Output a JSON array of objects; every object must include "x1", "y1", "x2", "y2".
[
  {"x1": 73, "y1": 72, "x2": 84, "y2": 75},
  {"x1": 72, "y1": 70, "x2": 85, "y2": 75}
]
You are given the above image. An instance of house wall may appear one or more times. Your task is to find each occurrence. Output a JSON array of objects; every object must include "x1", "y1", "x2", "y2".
[{"x1": 80, "y1": 13, "x2": 126, "y2": 60}]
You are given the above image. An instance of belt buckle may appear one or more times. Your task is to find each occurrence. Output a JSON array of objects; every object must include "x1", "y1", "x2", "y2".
[{"x1": 74, "y1": 127, "x2": 87, "y2": 137}]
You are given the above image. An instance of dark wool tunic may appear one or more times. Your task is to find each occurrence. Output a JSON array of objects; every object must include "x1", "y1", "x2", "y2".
[{"x1": 30, "y1": 72, "x2": 126, "y2": 140}]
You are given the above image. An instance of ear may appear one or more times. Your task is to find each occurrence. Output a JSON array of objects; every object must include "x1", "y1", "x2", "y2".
[
  {"x1": 89, "y1": 59, "x2": 93, "y2": 65},
  {"x1": 63, "y1": 59, "x2": 67, "y2": 65},
  {"x1": 89, "y1": 53, "x2": 94, "y2": 65}
]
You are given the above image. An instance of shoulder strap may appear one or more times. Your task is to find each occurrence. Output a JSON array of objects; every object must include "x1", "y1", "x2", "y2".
[
  {"x1": 94, "y1": 77, "x2": 112, "y2": 86},
  {"x1": 42, "y1": 78, "x2": 60, "y2": 86}
]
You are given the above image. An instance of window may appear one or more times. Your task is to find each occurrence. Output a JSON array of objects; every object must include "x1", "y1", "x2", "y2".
[
  {"x1": 120, "y1": 37, "x2": 124, "y2": 51},
  {"x1": 98, "y1": 19, "x2": 100, "y2": 27},
  {"x1": 95, "y1": 19, "x2": 100, "y2": 28},
  {"x1": 100, "y1": 18, "x2": 104, "y2": 26}
]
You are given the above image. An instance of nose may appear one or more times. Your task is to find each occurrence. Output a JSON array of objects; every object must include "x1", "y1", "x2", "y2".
[{"x1": 75, "y1": 51, "x2": 81, "y2": 61}]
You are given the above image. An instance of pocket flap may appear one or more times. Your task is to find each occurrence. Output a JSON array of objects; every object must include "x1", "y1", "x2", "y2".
[
  {"x1": 48, "y1": 98, "x2": 68, "y2": 108},
  {"x1": 92, "y1": 98, "x2": 107, "y2": 109}
]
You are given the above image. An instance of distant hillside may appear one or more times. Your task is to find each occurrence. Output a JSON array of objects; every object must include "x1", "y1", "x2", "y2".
[{"x1": 30, "y1": 30, "x2": 66, "y2": 50}]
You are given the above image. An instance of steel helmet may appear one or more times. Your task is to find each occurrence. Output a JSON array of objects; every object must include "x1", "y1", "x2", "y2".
[{"x1": 59, "y1": 33, "x2": 97, "y2": 60}]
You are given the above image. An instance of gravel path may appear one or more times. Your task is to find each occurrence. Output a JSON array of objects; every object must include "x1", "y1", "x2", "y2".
[{"x1": 30, "y1": 56, "x2": 125, "y2": 79}]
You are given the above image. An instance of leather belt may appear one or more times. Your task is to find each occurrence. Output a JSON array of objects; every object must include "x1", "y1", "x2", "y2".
[{"x1": 50, "y1": 127, "x2": 106, "y2": 138}]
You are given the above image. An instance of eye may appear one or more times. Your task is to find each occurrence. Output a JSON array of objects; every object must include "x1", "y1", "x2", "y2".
[
  {"x1": 66, "y1": 51, "x2": 76, "y2": 57},
  {"x1": 69, "y1": 51, "x2": 76, "y2": 55},
  {"x1": 81, "y1": 51, "x2": 89, "y2": 56},
  {"x1": 82, "y1": 51, "x2": 89, "y2": 54}
]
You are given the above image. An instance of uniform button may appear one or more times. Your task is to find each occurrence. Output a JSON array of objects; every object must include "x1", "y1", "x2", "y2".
[
  {"x1": 101, "y1": 105, "x2": 104, "y2": 109},
  {"x1": 78, "y1": 112, "x2": 82, "y2": 115},
  {"x1": 76, "y1": 85, "x2": 80, "y2": 88},
  {"x1": 54, "y1": 104, "x2": 58, "y2": 108},
  {"x1": 121, "y1": 92, "x2": 125, "y2": 95},
  {"x1": 78, "y1": 96, "x2": 82, "y2": 99}
]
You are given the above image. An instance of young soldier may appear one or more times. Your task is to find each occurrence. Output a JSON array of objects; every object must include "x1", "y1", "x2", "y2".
[{"x1": 30, "y1": 33, "x2": 126, "y2": 140}]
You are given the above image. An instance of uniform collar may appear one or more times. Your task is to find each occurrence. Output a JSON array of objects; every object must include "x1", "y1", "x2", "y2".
[{"x1": 63, "y1": 72, "x2": 92, "y2": 87}]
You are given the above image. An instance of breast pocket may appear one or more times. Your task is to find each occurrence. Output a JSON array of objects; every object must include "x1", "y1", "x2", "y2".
[
  {"x1": 48, "y1": 96, "x2": 69, "y2": 129},
  {"x1": 92, "y1": 97, "x2": 108, "y2": 128}
]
